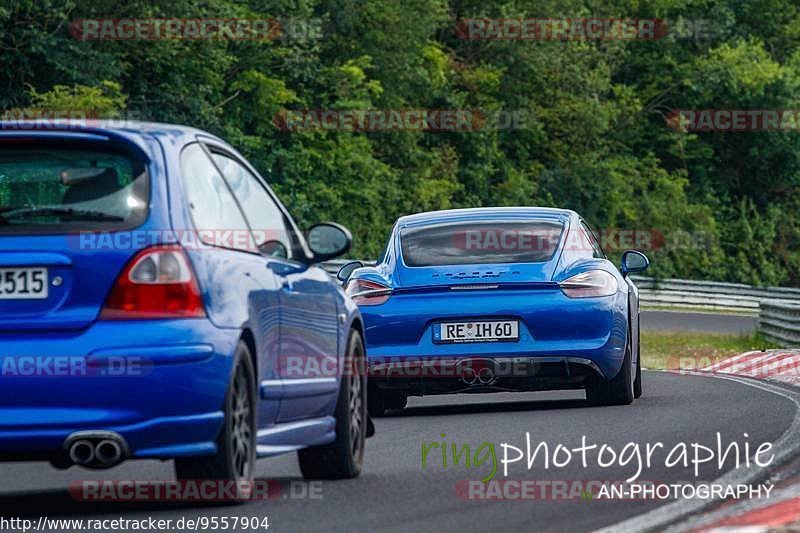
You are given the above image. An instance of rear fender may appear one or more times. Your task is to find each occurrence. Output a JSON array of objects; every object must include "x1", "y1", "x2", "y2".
[
  {"x1": 555, "y1": 257, "x2": 626, "y2": 289},
  {"x1": 348, "y1": 266, "x2": 392, "y2": 289}
]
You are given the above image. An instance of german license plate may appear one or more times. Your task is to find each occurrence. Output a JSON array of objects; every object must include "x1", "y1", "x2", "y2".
[
  {"x1": 433, "y1": 320, "x2": 519, "y2": 344},
  {"x1": 0, "y1": 267, "x2": 48, "y2": 299}
]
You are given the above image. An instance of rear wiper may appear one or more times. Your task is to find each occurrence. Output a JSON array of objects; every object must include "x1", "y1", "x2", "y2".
[{"x1": 0, "y1": 207, "x2": 125, "y2": 223}]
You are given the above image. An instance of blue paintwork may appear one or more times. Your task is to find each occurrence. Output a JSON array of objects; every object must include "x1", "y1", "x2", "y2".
[
  {"x1": 0, "y1": 121, "x2": 361, "y2": 462},
  {"x1": 351, "y1": 207, "x2": 641, "y2": 383}
]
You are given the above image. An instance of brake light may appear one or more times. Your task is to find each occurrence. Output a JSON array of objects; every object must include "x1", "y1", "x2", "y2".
[
  {"x1": 101, "y1": 245, "x2": 206, "y2": 319},
  {"x1": 345, "y1": 279, "x2": 392, "y2": 306},
  {"x1": 559, "y1": 270, "x2": 618, "y2": 298}
]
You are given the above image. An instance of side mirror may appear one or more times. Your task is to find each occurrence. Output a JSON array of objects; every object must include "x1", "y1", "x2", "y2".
[
  {"x1": 621, "y1": 250, "x2": 650, "y2": 277},
  {"x1": 307, "y1": 222, "x2": 352, "y2": 262},
  {"x1": 337, "y1": 260, "x2": 364, "y2": 284},
  {"x1": 258, "y1": 240, "x2": 288, "y2": 258}
]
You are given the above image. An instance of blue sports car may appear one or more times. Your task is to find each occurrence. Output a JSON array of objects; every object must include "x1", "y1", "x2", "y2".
[
  {"x1": 337, "y1": 207, "x2": 650, "y2": 416},
  {"x1": 0, "y1": 121, "x2": 367, "y2": 483}
]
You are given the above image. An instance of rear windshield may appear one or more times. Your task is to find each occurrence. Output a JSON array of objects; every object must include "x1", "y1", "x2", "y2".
[
  {"x1": 0, "y1": 142, "x2": 148, "y2": 233},
  {"x1": 400, "y1": 220, "x2": 564, "y2": 267}
]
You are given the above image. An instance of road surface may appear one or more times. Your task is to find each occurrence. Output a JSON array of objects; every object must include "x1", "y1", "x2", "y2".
[
  {"x1": 0, "y1": 372, "x2": 795, "y2": 532},
  {"x1": 641, "y1": 310, "x2": 756, "y2": 334}
]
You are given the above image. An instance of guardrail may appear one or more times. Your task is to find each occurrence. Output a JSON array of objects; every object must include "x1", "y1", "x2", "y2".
[
  {"x1": 630, "y1": 276, "x2": 800, "y2": 315},
  {"x1": 758, "y1": 302, "x2": 800, "y2": 347},
  {"x1": 320, "y1": 260, "x2": 800, "y2": 345}
]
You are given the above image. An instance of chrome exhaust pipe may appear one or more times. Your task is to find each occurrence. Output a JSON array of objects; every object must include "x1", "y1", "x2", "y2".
[
  {"x1": 64, "y1": 431, "x2": 128, "y2": 468},
  {"x1": 95, "y1": 439, "x2": 123, "y2": 466},
  {"x1": 461, "y1": 367, "x2": 478, "y2": 385},
  {"x1": 477, "y1": 367, "x2": 495, "y2": 385},
  {"x1": 69, "y1": 440, "x2": 95, "y2": 466}
]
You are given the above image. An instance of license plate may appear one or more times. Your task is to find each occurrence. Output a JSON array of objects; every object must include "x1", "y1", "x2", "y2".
[
  {"x1": 0, "y1": 267, "x2": 48, "y2": 299},
  {"x1": 433, "y1": 320, "x2": 519, "y2": 344}
]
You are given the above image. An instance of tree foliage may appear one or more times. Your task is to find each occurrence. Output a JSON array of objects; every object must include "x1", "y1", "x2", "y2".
[{"x1": 1, "y1": 0, "x2": 797, "y2": 285}]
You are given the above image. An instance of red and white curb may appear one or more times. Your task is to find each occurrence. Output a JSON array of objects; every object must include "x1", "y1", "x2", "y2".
[
  {"x1": 687, "y1": 478, "x2": 800, "y2": 532},
  {"x1": 697, "y1": 498, "x2": 800, "y2": 531},
  {"x1": 598, "y1": 361, "x2": 800, "y2": 533},
  {"x1": 696, "y1": 350, "x2": 800, "y2": 386},
  {"x1": 683, "y1": 352, "x2": 800, "y2": 532}
]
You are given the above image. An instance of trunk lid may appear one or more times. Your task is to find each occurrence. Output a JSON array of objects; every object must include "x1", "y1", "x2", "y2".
[
  {"x1": 0, "y1": 132, "x2": 155, "y2": 332},
  {"x1": 395, "y1": 262, "x2": 557, "y2": 289},
  {"x1": 0, "y1": 240, "x2": 138, "y2": 331}
]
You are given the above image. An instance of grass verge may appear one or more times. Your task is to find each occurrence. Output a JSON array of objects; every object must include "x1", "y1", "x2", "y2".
[{"x1": 642, "y1": 330, "x2": 778, "y2": 370}]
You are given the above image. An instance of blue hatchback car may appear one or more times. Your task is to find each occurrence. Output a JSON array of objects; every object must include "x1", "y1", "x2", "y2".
[
  {"x1": 0, "y1": 121, "x2": 367, "y2": 482},
  {"x1": 338, "y1": 207, "x2": 650, "y2": 415}
]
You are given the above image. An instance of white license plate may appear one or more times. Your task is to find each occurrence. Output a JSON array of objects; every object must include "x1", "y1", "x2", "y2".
[
  {"x1": 0, "y1": 267, "x2": 48, "y2": 299},
  {"x1": 434, "y1": 320, "x2": 519, "y2": 344}
]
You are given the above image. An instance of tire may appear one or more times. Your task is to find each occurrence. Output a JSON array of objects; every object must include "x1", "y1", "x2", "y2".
[
  {"x1": 175, "y1": 341, "x2": 257, "y2": 500},
  {"x1": 586, "y1": 341, "x2": 634, "y2": 406},
  {"x1": 367, "y1": 387, "x2": 407, "y2": 417},
  {"x1": 298, "y1": 330, "x2": 366, "y2": 479}
]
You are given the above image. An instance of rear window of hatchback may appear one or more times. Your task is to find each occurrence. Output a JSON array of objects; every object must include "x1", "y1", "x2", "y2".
[
  {"x1": 400, "y1": 220, "x2": 565, "y2": 267},
  {"x1": 0, "y1": 141, "x2": 149, "y2": 234}
]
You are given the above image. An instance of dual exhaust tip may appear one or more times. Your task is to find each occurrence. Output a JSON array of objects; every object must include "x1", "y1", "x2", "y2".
[
  {"x1": 65, "y1": 432, "x2": 127, "y2": 469},
  {"x1": 461, "y1": 365, "x2": 496, "y2": 386}
]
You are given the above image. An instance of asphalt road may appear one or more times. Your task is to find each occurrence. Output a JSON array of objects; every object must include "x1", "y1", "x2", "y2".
[
  {"x1": 640, "y1": 310, "x2": 757, "y2": 334},
  {"x1": 0, "y1": 371, "x2": 795, "y2": 533}
]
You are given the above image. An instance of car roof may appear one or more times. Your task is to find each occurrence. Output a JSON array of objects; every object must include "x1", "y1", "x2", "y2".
[
  {"x1": 0, "y1": 119, "x2": 226, "y2": 144},
  {"x1": 0, "y1": 120, "x2": 233, "y2": 164},
  {"x1": 396, "y1": 207, "x2": 576, "y2": 228}
]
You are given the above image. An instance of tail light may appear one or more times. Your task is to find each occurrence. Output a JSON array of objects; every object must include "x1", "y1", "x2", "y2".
[
  {"x1": 559, "y1": 270, "x2": 618, "y2": 298},
  {"x1": 101, "y1": 245, "x2": 206, "y2": 319},
  {"x1": 345, "y1": 279, "x2": 392, "y2": 306}
]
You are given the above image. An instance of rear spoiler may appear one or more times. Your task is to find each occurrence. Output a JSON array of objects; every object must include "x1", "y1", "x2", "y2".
[{"x1": 392, "y1": 281, "x2": 561, "y2": 295}]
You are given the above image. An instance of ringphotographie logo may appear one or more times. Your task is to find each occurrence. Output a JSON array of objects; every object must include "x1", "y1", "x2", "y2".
[{"x1": 420, "y1": 432, "x2": 775, "y2": 483}]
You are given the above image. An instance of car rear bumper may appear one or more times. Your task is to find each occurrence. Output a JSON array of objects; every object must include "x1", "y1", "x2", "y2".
[
  {"x1": 366, "y1": 329, "x2": 625, "y2": 380},
  {"x1": 361, "y1": 287, "x2": 630, "y2": 383},
  {"x1": 367, "y1": 354, "x2": 608, "y2": 396},
  {"x1": 0, "y1": 318, "x2": 237, "y2": 461}
]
